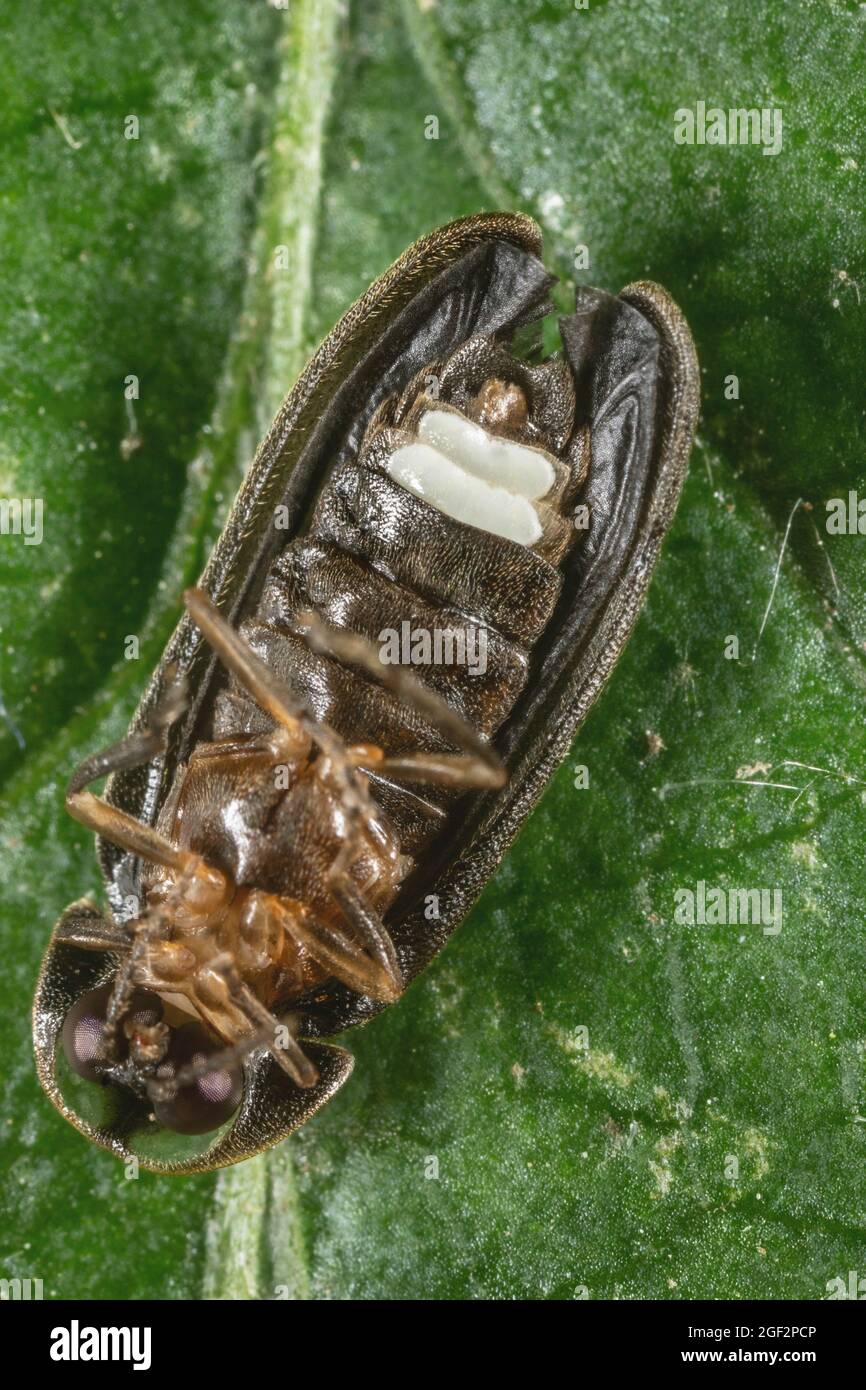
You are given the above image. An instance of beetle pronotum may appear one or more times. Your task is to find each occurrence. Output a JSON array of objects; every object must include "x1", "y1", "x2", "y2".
[{"x1": 33, "y1": 213, "x2": 699, "y2": 1172}]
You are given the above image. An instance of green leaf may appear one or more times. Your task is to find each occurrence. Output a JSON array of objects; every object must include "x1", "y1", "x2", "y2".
[
  {"x1": 3, "y1": 0, "x2": 865, "y2": 1301},
  {"x1": 0, "y1": 0, "x2": 283, "y2": 1300}
]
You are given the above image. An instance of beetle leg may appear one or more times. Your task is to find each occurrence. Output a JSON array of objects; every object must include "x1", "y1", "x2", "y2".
[
  {"x1": 67, "y1": 789, "x2": 227, "y2": 885},
  {"x1": 205, "y1": 954, "x2": 320, "y2": 1089},
  {"x1": 97, "y1": 861, "x2": 204, "y2": 1062},
  {"x1": 328, "y1": 870, "x2": 402, "y2": 995},
  {"x1": 365, "y1": 750, "x2": 505, "y2": 789},
  {"x1": 303, "y1": 751, "x2": 404, "y2": 999},
  {"x1": 53, "y1": 900, "x2": 131, "y2": 953},
  {"x1": 151, "y1": 950, "x2": 321, "y2": 1093},
  {"x1": 185, "y1": 587, "x2": 314, "y2": 758},
  {"x1": 64, "y1": 667, "x2": 227, "y2": 895},
  {"x1": 63, "y1": 799, "x2": 229, "y2": 1063},
  {"x1": 294, "y1": 608, "x2": 505, "y2": 787},
  {"x1": 186, "y1": 585, "x2": 384, "y2": 823},
  {"x1": 270, "y1": 895, "x2": 401, "y2": 1004}
]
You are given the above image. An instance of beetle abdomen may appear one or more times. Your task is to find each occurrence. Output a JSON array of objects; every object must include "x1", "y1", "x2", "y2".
[
  {"x1": 264, "y1": 541, "x2": 529, "y2": 735},
  {"x1": 212, "y1": 337, "x2": 582, "y2": 850}
]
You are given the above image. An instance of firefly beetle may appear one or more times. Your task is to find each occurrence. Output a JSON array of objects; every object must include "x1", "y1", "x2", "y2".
[{"x1": 33, "y1": 212, "x2": 699, "y2": 1172}]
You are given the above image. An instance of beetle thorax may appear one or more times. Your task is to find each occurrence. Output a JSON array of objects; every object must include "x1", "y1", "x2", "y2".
[{"x1": 132, "y1": 745, "x2": 408, "y2": 1044}]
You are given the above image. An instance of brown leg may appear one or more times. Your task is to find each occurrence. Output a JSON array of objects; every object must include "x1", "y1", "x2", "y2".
[
  {"x1": 185, "y1": 588, "x2": 315, "y2": 760},
  {"x1": 198, "y1": 954, "x2": 319, "y2": 1089},
  {"x1": 186, "y1": 586, "x2": 397, "y2": 859},
  {"x1": 320, "y1": 795, "x2": 404, "y2": 996},
  {"x1": 62, "y1": 676, "x2": 228, "y2": 1063},
  {"x1": 183, "y1": 594, "x2": 501, "y2": 1009},
  {"x1": 148, "y1": 948, "x2": 321, "y2": 1094},
  {"x1": 295, "y1": 608, "x2": 505, "y2": 787},
  {"x1": 366, "y1": 751, "x2": 505, "y2": 789},
  {"x1": 270, "y1": 894, "x2": 401, "y2": 1004},
  {"x1": 328, "y1": 870, "x2": 402, "y2": 996},
  {"x1": 53, "y1": 900, "x2": 130, "y2": 953},
  {"x1": 100, "y1": 861, "x2": 205, "y2": 1063},
  {"x1": 67, "y1": 791, "x2": 227, "y2": 894},
  {"x1": 64, "y1": 665, "x2": 223, "y2": 894},
  {"x1": 292, "y1": 614, "x2": 505, "y2": 990}
]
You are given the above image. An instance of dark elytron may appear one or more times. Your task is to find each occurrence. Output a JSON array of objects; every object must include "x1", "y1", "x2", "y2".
[{"x1": 33, "y1": 214, "x2": 699, "y2": 1171}]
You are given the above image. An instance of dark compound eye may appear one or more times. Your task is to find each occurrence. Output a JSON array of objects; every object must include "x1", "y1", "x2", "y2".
[
  {"x1": 61, "y1": 984, "x2": 163, "y2": 1082},
  {"x1": 153, "y1": 1022, "x2": 243, "y2": 1136}
]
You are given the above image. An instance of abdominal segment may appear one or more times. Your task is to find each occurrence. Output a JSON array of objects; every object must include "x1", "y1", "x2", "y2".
[{"x1": 211, "y1": 333, "x2": 588, "y2": 852}]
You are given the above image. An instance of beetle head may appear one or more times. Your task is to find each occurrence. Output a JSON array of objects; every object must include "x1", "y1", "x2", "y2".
[{"x1": 33, "y1": 901, "x2": 353, "y2": 1173}]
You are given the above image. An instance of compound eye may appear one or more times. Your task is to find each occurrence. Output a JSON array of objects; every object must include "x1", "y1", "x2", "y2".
[
  {"x1": 61, "y1": 984, "x2": 163, "y2": 1081},
  {"x1": 153, "y1": 1022, "x2": 243, "y2": 1135}
]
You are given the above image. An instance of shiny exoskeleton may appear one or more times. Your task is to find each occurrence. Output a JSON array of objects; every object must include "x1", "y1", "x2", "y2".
[
  {"x1": 33, "y1": 213, "x2": 699, "y2": 1171},
  {"x1": 56, "y1": 349, "x2": 581, "y2": 1130}
]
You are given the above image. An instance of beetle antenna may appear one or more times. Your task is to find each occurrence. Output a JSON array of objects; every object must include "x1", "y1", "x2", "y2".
[{"x1": 67, "y1": 668, "x2": 187, "y2": 797}]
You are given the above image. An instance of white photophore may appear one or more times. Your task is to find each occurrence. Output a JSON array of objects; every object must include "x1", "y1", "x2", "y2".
[{"x1": 385, "y1": 408, "x2": 556, "y2": 547}]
